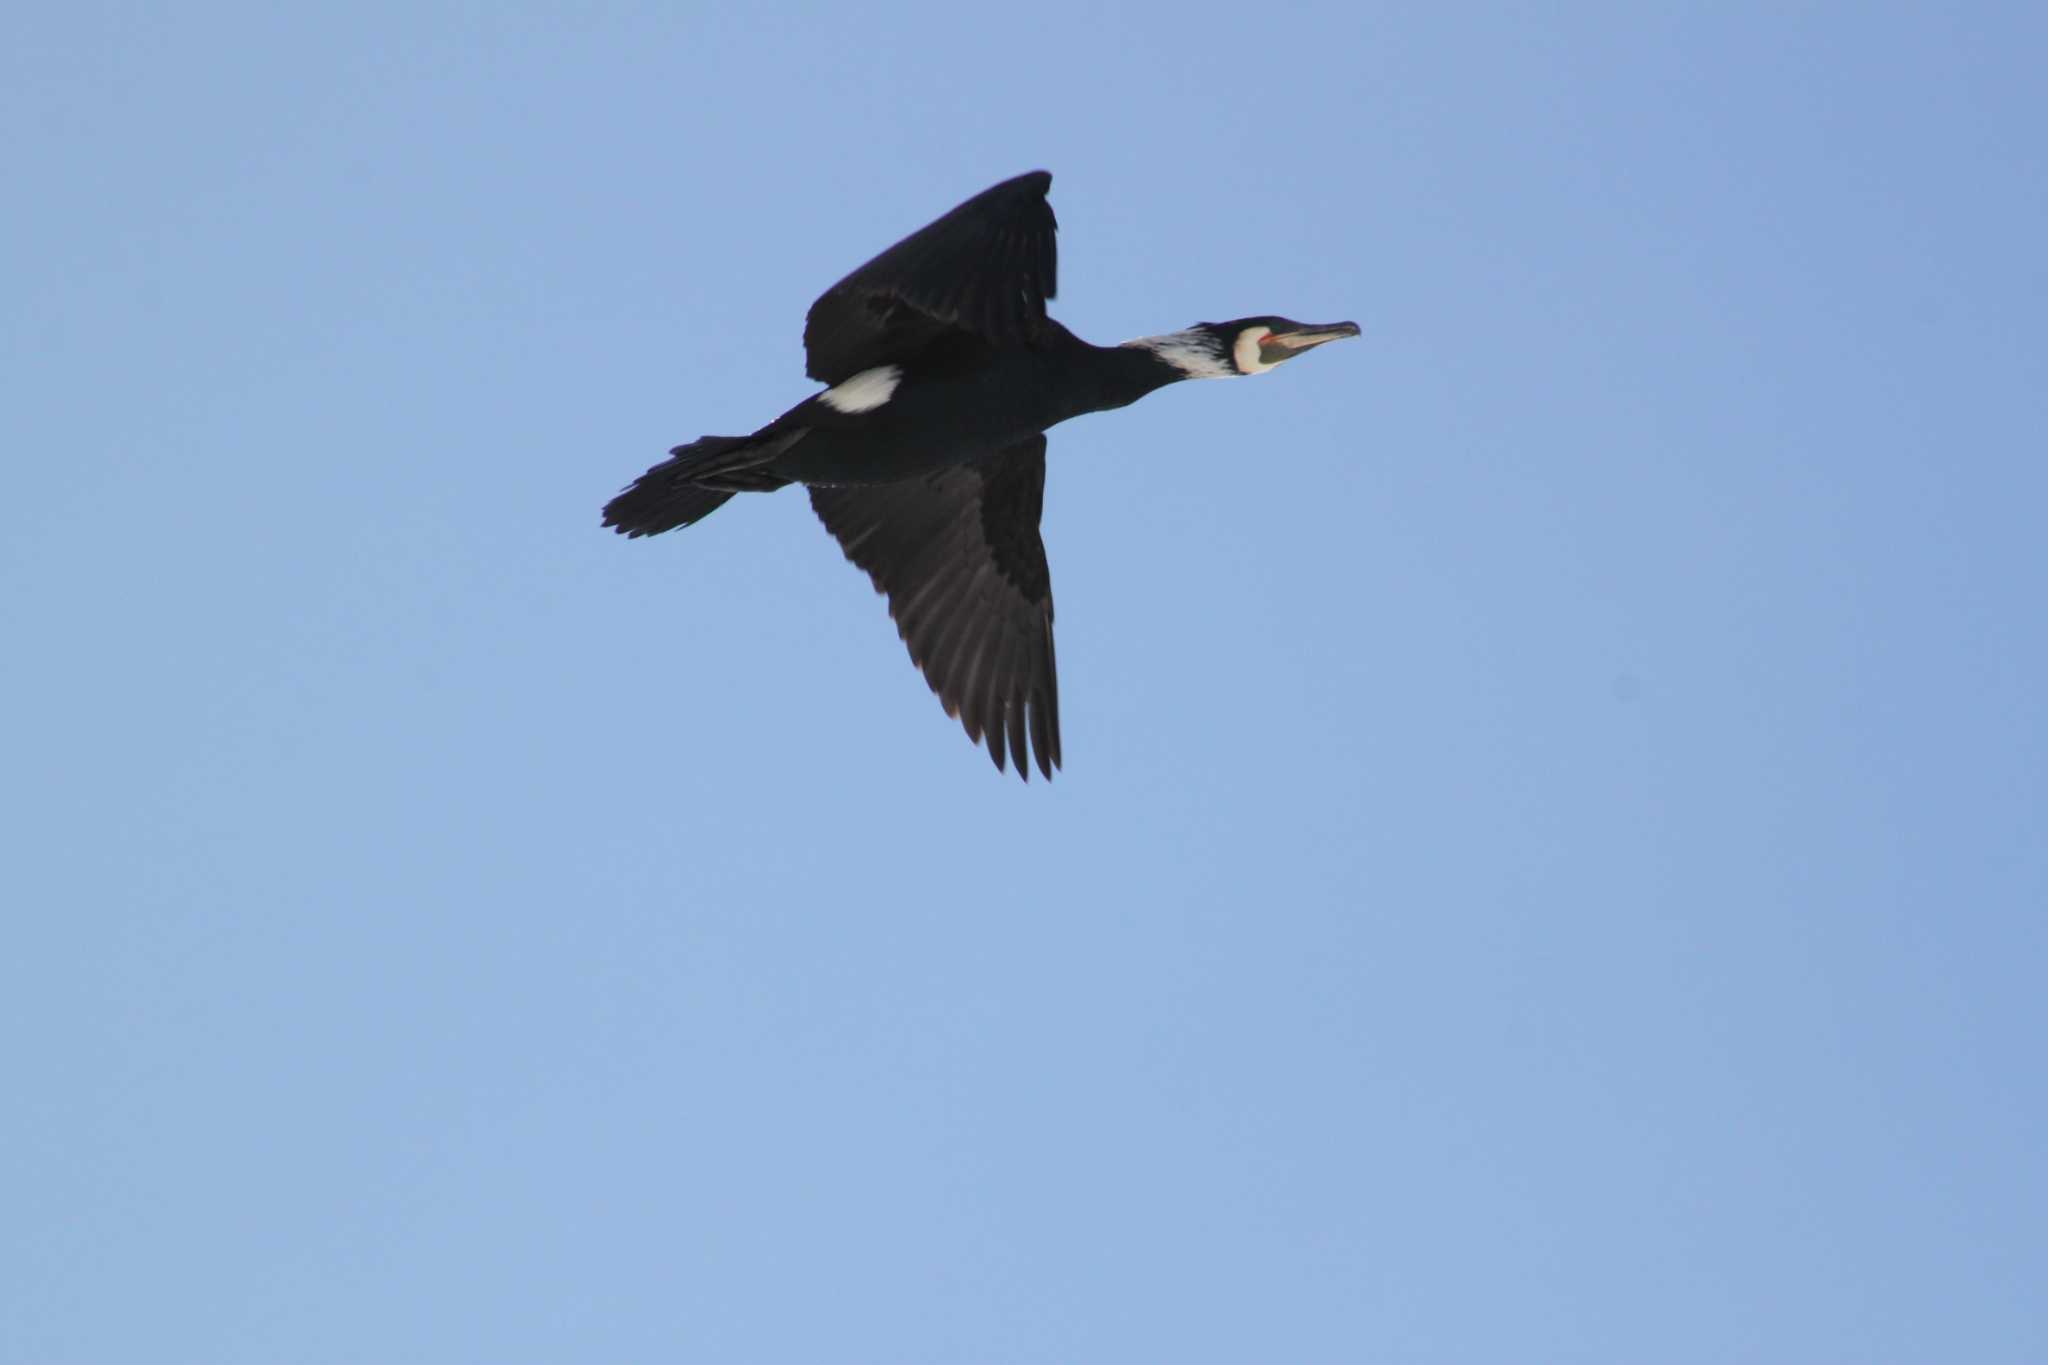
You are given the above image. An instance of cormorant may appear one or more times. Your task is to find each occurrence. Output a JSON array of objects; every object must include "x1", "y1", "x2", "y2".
[{"x1": 603, "y1": 171, "x2": 1357, "y2": 780}]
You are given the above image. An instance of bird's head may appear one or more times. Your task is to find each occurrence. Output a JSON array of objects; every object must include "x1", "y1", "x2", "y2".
[{"x1": 1124, "y1": 317, "x2": 1361, "y2": 379}]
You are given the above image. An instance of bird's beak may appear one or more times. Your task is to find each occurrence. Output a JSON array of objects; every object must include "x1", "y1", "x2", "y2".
[{"x1": 1265, "y1": 320, "x2": 1362, "y2": 355}]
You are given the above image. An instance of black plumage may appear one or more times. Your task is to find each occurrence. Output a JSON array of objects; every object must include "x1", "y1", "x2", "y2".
[
  {"x1": 810, "y1": 436, "x2": 1057, "y2": 778},
  {"x1": 603, "y1": 171, "x2": 1357, "y2": 780},
  {"x1": 804, "y1": 171, "x2": 1059, "y2": 387}
]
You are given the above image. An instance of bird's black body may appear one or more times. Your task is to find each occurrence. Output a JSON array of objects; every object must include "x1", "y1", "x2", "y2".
[
  {"x1": 752, "y1": 320, "x2": 1178, "y2": 487},
  {"x1": 604, "y1": 171, "x2": 1357, "y2": 779}
]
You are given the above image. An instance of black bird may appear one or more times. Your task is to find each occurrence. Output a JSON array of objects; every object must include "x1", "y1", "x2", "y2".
[{"x1": 603, "y1": 171, "x2": 1357, "y2": 780}]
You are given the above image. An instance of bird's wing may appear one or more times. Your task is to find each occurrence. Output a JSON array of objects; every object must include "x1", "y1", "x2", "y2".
[
  {"x1": 802, "y1": 171, "x2": 1059, "y2": 385},
  {"x1": 810, "y1": 436, "x2": 1061, "y2": 779}
]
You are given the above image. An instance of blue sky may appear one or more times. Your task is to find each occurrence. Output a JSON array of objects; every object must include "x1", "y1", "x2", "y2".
[{"x1": 5, "y1": 3, "x2": 2045, "y2": 1360}]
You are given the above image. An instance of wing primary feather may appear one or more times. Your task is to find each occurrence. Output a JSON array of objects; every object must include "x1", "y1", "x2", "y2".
[
  {"x1": 997, "y1": 630, "x2": 1030, "y2": 780},
  {"x1": 977, "y1": 622, "x2": 1015, "y2": 777},
  {"x1": 1007, "y1": 693, "x2": 1030, "y2": 780},
  {"x1": 1039, "y1": 619, "x2": 1062, "y2": 774},
  {"x1": 946, "y1": 609, "x2": 997, "y2": 743}
]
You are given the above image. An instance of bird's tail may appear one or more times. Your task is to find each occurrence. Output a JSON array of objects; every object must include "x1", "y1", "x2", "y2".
[{"x1": 602, "y1": 431, "x2": 799, "y2": 538}]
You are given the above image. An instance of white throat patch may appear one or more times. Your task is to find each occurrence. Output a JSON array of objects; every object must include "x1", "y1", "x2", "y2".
[
  {"x1": 1233, "y1": 326, "x2": 1278, "y2": 375},
  {"x1": 819, "y1": 364, "x2": 904, "y2": 413},
  {"x1": 1121, "y1": 330, "x2": 1235, "y2": 380}
]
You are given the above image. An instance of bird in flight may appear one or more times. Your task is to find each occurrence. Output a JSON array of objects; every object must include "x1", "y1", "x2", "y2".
[{"x1": 603, "y1": 171, "x2": 1357, "y2": 780}]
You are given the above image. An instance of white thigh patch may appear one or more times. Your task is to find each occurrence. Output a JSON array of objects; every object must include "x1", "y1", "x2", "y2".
[{"x1": 819, "y1": 365, "x2": 904, "y2": 413}]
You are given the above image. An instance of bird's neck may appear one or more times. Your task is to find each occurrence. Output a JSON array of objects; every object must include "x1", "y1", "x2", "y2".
[
  {"x1": 1118, "y1": 329, "x2": 1236, "y2": 381},
  {"x1": 1072, "y1": 334, "x2": 1209, "y2": 415}
]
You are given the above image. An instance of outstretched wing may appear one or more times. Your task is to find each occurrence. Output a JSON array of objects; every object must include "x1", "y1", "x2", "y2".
[
  {"x1": 802, "y1": 171, "x2": 1059, "y2": 385},
  {"x1": 810, "y1": 436, "x2": 1061, "y2": 780}
]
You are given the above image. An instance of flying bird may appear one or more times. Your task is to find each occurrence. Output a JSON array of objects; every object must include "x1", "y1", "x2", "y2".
[{"x1": 603, "y1": 171, "x2": 1357, "y2": 780}]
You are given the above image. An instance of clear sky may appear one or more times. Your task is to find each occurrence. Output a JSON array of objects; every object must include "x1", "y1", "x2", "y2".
[{"x1": 5, "y1": 3, "x2": 2045, "y2": 1361}]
